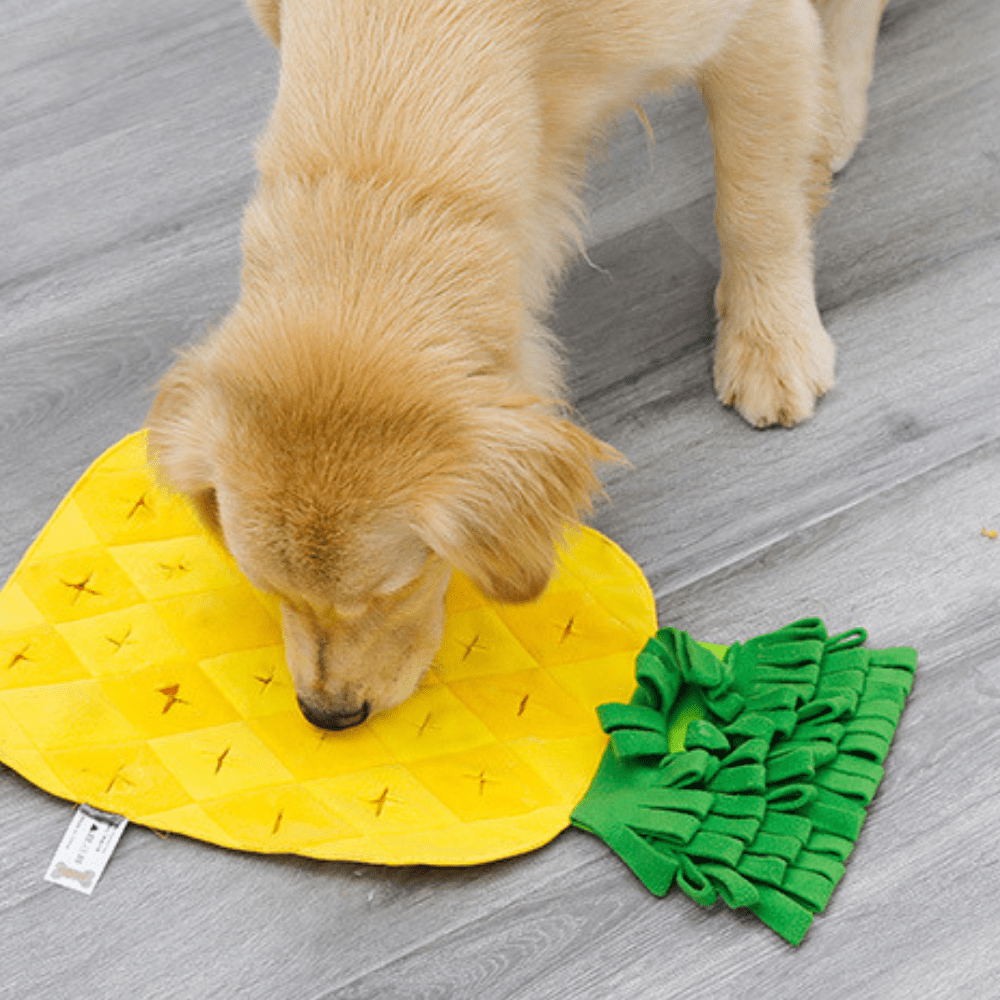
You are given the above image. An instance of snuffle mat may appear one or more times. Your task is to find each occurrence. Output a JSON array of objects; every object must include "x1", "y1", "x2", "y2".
[{"x1": 0, "y1": 431, "x2": 660, "y2": 865}]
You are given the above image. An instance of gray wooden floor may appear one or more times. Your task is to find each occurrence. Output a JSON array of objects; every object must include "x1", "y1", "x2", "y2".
[{"x1": 2, "y1": 1, "x2": 999, "y2": 997}]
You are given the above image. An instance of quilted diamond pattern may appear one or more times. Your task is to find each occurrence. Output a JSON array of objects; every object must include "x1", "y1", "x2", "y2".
[{"x1": 0, "y1": 432, "x2": 656, "y2": 865}]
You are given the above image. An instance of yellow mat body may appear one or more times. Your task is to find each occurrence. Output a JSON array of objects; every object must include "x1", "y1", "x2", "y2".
[{"x1": 0, "y1": 432, "x2": 656, "y2": 864}]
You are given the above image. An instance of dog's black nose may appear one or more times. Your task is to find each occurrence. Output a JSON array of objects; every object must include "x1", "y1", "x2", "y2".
[{"x1": 297, "y1": 697, "x2": 371, "y2": 731}]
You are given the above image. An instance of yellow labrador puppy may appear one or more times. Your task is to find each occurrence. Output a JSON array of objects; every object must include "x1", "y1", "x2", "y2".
[{"x1": 148, "y1": 0, "x2": 889, "y2": 729}]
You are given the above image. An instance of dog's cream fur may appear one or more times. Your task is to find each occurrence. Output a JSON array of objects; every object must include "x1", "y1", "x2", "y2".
[{"x1": 147, "y1": 0, "x2": 889, "y2": 730}]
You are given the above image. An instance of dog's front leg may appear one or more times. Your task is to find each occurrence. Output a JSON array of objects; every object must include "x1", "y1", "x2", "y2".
[
  {"x1": 812, "y1": 0, "x2": 891, "y2": 172},
  {"x1": 698, "y1": 0, "x2": 836, "y2": 428}
]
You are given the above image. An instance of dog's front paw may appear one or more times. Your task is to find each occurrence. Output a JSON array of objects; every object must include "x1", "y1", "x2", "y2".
[{"x1": 713, "y1": 312, "x2": 836, "y2": 429}]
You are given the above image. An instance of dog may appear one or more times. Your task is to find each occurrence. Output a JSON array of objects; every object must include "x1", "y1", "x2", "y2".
[{"x1": 147, "y1": 0, "x2": 889, "y2": 730}]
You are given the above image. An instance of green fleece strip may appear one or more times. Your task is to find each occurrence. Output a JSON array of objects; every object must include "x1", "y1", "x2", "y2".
[{"x1": 570, "y1": 618, "x2": 916, "y2": 945}]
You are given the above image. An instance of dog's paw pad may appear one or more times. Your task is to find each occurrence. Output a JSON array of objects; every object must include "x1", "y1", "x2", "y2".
[{"x1": 713, "y1": 320, "x2": 835, "y2": 429}]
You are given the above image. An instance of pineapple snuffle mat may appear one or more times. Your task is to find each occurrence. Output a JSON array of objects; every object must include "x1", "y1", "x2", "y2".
[{"x1": 0, "y1": 430, "x2": 670, "y2": 865}]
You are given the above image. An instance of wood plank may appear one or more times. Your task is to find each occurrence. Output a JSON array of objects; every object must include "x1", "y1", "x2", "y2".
[
  {"x1": 1, "y1": 0, "x2": 998, "y2": 997},
  {"x1": 562, "y1": 239, "x2": 1000, "y2": 597},
  {"x1": 318, "y1": 441, "x2": 1000, "y2": 999}
]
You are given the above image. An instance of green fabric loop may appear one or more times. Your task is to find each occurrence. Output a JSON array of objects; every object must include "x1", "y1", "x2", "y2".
[
  {"x1": 676, "y1": 854, "x2": 718, "y2": 905},
  {"x1": 604, "y1": 824, "x2": 679, "y2": 897},
  {"x1": 623, "y1": 805, "x2": 701, "y2": 845},
  {"x1": 752, "y1": 666, "x2": 821, "y2": 693},
  {"x1": 687, "y1": 830, "x2": 746, "y2": 866},
  {"x1": 815, "y1": 769, "x2": 881, "y2": 806},
  {"x1": 654, "y1": 628, "x2": 725, "y2": 692},
  {"x1": 720, "y1": 737, "x2": 770, "y2": 769},
  {"x1": 732, "y1": 620, "x2": 825, "y2": 689},
  {"x1": 868, "y1": 663, "x2": 915, "y2": 690},
  {"x1": 830, "y1": 754, "x2": 886, "y2": 783},
  {"x1": 845, "y1": 715, "x2": 897, "y2": 740},
  {"x1": 597, "y1": 702, "x2": 668, "y2": 735},
  {"x1": 856, "y1": 699, "x2": 903, "y2": 727},
  {"x1": 571, "y1": 619, "x2": 916, "y2": 945},
  {"x1": 797, "y1": 693, "x2": 859, "y2": 724},
  {"x1": 708, "y1": 690, "x2": 745, "y2": 724},
  {"x1": 709, "y1": 763, "x2": 766, "y2": 794},
  {"x1": 754, "y1": 643, "x2": 825, "y2": 668},
  {"x1": 795, "y1": 849, "x2": 846, "y2": 884},
  {"x1": 635, "y1": 644, "x2": 682, "y2": 712},
  {"x1": 838, "y1": 732, "x2": 890, "y2": 761},
  {"x1": 746, "y1": 687, "x2": 800, "y2": 713},
  {"x1": 760, "y1": 811, "x2": 813, "y2": 842},
  {"x1": 750, "y1": 884, "x2": 815, "y2": 947},
  {"x1": 822, "y1": 646, "x2": 869, "y2": 673},
  {"x1": 610, "y1": 728, "x2": 671, "y2": 760},
  {"x1": 765, "y1": 783, "x2": 818, "y2": 812},
  {"x1": 807, "y1": 832, "x2": 855, "y2": 861},
  {"x1": 723, "y1": 713, "x2": 778, "y2": 743},
  {"x1": 701, "y1": 864, "x2": 761, "y2": 909},
  {"x1": 657, "y1": 751, "x2": 719, "y2": 790},
  {"x1": 761, "y1": 709, "x2": 799, "y2": 741},
  {"x1": 710, "y1": 793, "x2": 767, "y2": 820},
  {"x1": 639, "y1": 787, "x2": 715, "y2": 819},
  {"x1": 799, "y1": 740, "x2": 838, "y2": 769},
  {"x1": 817, "y1": 669, "x2": 867, "y2": 697},
  {"x1": 747, "y1": 831, "x2": 802, "y2": 863},
  {"x1": 765, "y1": 747, "x2": 817, "y2": 784},
  {"x1": 738, "y1": 853, "x2": 787, "y2": 887},
  {"x1": 867, "y1": 667, "x2": 913, "y2": 706},
  {"x1": 867, "y1": 647, "x2": 918, "y2": 672},
  {"x1": 806, "y1": 795, "x2": 865, "y2": 840},
  {"x1": 684, "y1": 719, "x2": 731, "y2": 754},
  {"x1": 790, "y1": 721, "x2": 846, "y2": 750},
  {"x1": 824, "y1": 627, "x2": 868, "y2": 652},
  {"x1": 761, "y1": 618, "x2": 827, "y2": 644},
  {"x1": 685, "y1": 639, "x2": 726, "y2": 691},
  {"x1": 701, "y1": 813, "x2": 762, "y2": 843},
  {"x1": 782, "y1": 868, "x2": 836, "y2": 911}
]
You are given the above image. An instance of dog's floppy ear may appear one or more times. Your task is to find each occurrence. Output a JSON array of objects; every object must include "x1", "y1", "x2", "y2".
[
  {"x1": 416, "y1": 404, "x2": 620, "y2": 604},
  {"x1": 146, "y1": 351, "x2": 222, "y2": 532}
]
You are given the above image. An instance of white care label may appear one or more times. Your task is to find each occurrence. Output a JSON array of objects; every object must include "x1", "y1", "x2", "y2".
[{"x1": 44, "y1": 804, "x2": 128, "y2": 895}]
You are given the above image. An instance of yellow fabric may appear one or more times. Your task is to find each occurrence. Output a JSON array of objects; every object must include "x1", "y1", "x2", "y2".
[{"x1": 0, "y1": 431, "x2": 656, "y2": 864}]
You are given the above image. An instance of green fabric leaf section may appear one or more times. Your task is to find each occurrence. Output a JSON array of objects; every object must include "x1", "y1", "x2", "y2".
[{"x1": 571, "y1": 618, "x2": 916, "y2": 945}]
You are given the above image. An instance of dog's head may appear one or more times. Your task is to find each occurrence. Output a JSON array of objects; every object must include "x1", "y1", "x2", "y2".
[{"x1": 146, "y1": 328, "x2": 613, "y2": 730}]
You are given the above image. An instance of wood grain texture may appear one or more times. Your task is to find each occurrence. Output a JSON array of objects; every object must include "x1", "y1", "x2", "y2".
[{"x1": 2, "y1": 1, "x2": 998, "y2": 998}]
